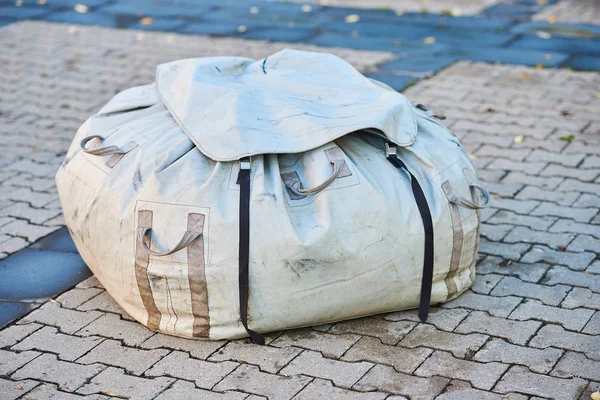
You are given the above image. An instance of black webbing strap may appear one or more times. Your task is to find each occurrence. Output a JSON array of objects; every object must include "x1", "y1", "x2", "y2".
[
  {"x1": 387, "y1": 150, "x2": 434, "y2": 322},
  {"x1": 237, "y1": 164, "x2": 266, "y2": 345}
]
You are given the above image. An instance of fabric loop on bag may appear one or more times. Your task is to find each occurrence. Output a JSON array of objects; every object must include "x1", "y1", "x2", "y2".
[
  {"x1": 386, "y1": 144, "x2": 434, "y2": 323},
  {"x1": 448, "y1": 183, "x2": 490, "y2": 210},
  {"x1": 80, "y1": 135, "x2": 128, "y2": 157},
  {"x1": 139, "y1": 227, "x2": 203, "y2": 257},
  {"x1": 237, "y1": 161, "x2": 266, "y2": 345},
  {"x1": 285, "y1": 159, "x2": 345, "y2": 196}
]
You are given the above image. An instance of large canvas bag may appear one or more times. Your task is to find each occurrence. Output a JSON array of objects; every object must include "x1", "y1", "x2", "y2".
[{"x1": 56, "y1": 49, "x2": 489, "y2": 342}]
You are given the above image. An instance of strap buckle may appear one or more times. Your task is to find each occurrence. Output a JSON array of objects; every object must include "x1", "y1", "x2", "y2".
[
  {"x1": 385, "y1": 143, "x2": 398, "y2": 158},
  {"x1": 240, "y1": 157, "x2": 251, "y2": 170}
]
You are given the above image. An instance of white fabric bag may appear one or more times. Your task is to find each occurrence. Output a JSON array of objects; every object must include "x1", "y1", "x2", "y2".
[{"x1": 56, "y1": 49, "x2": 489, "y2": 342}]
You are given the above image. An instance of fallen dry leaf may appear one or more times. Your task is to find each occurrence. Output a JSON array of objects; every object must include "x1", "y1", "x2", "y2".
[
  {"x1": 591, "y1": 391, "x2": 600, "y2": 400},
  {"x1": 16, "y1": 385, "x2": 23, "y2": 390},
  {"x1": 513, "y1": 135, "x2": 524, "y2": 144},
  {"x1": 345, "y1": 14, "x2": 360, "y2": 23},
  {"x1": 49, "y1": 298, "x2": 61, "y2": 304}
]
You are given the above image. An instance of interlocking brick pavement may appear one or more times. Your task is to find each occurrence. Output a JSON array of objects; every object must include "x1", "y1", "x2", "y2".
[{"x1": 0, "y1": 20, "x2": 599, "y2": 400}]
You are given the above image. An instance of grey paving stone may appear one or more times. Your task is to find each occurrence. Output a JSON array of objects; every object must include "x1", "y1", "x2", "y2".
[
  {"x1": 442, "y1": 291, "x2": 521, "y2": 318},
  {"x1": 503, "y1": 226, "x2": 574, "y2": 250},
  {"x1": 491, "y1": 276, "x2": 569, "y2": 306},
  {"x1": 55, "y1": 288, "x2": 103, "y2": 309},
  {"x1": 153, "y1": 380, "x2": 246, "y2": 400},
  {"x1": 480, "y1": 224, "x2": 513, "y2": 241},
  {"x1": 77, "y1": 367, "x2": 174, "y2": 400},
  {"x1": 520, "y1": 245, "x2": 595, "y2": 271},
  {"x1": 341, "y1": 336, "x2": 432, "y2": 374},
  {"x1": 0, "y1": 323, "x2": 42, "y2": 348},
  {"x1": 488, "y1": 197, "x2": 541, "y2": 214},
  {"x1": 583, "y1": 311, "x2": 600, "y2": 335},
  {"x1": 294, "y1": 378, "x2": 388, "y2": 400},
  {"x1": 0, "y1": 349, "x2": 40, "y2": 375},
  {"x1": 510, "y1": 300, "x2": 594, "y2": 331},
  {"x1": 478, "y1": 239, "x2": 530, "y2": 261},
  {"x1": 574, "y1": 193, "x2": 600, "y2": 208},
  {"x1": 473, "y1": 338, "x2": 562, "y2": 374},
  {"x1": 209, "y1": 339, "x2": 300, "y2": 374},
  {"x1": 568, "y1": 234, "x2": 600, "y2": 253},
  {"x1": 479, "y1": 182, "x2": 522, "y2": 197},
  {"x1": 146, "y1": 351, "x2": 238, "y2": 389},
  {"x1": 12, "y1": 353, "x2": 105, "y2": 391},
  {"x1": 214, "y1": 364, "x2": 311, "y2": 400},
  {"x1": 399, "y1": 324, "x2": 487, "y2": 358},
  {"x1": 551, "y1": 351, "x2": 600, "y2": 382},
  {"x1": 543, "y1": 266, "x2": 600, "y2": 292},
  {"x1": 18, "y1": 303, "x2": 102, "y2": 334},
  {"x1": 541, "y1": 164, "x2": 600, "y2": 182},
  {"x1": 529, "y1": 324, "x2": 600, "y2": 361},
  {"x1": 20, "y1": 383, "x2": 110, "y2": 399},
  {"x1": 75, "y1": 313, "x2": 153, "y2": 346},
  {"x1": 77, "y1": 291, "x2": 131, "y2": 320},
  {"x1": 588, "y1": 261, "x2": 600, "y2": 274},
  {"x1": 436, "y1": 380, "x2": 527, "y2": 400},
  {"x1": 0, "y1": 378, "x2": 39, "y2": 400},
  {"x1": 487, "y1": 209, "x2": 556, "y2": 231},
  {"x1": 77, "y1": 339, "x2": 169, "y2": 376},
  {"x1": 0, "y1": 237, "x2": 29, "y2": 254},
  {"x1": 495, "y1": 365, "x2": 587, "y2": 399},
  {"x1": 455, "y1": 311, "x2": 542, "y2": 345},
  {"x1": 515, "y1": 185, "x2": 580, "y2": 206},
  {"x1": 415, "y1": 350, "x2": 508, "y2": 390},
  {"x1": 0, "y1": 220, "x2": 57, "y2": 243},
  {"x1": 528, "y1": 150, "x2": 584, "y2": 167},
  {"x1": 12, "y1": 326, "x2": 102, "y2": 361},
  {"x1": 562, "y1": 288, "x2": 600, "y2": 310},
  {"x1": 140, "y1": 333, "x2": 226, "y2": 360},
  {"x1": 354, "y1": 364, "x2": 448, "y2": 400},
  {"x1": 281, "y1": 350, "x2": 372, "y2": 388},
  {"x1": 329, "y1": 318, "x2": 415, "y2": 346},
  {"x1": 558, "y1": 179, "x2": 600, "y2": 195},
  {"x1": 76, "y1": 276, "x2": 103, "y2": 289},
  {"x1": 384, "y1": 308, "x2": 470, "y2": 331},
  {"x1": 477, "y1": 256, "x2": 549, "y2": 283},
  {"x1": 502, "y1": 172, "x2": 563, "y2": 189},
  {"x1": 270, "y1": 328, "x2": 360, "y2": 358},
  {"x1": 532, "y1": 202, "x2": 598, "y2": 223}
]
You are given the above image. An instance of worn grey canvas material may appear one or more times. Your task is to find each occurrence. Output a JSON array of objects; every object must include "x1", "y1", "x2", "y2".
[{"x1": 56, "y1": 49, "x2": 485, "y2": 340}]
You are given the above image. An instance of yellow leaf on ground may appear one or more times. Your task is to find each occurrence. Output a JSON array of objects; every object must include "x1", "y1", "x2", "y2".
[
  {"x1": 424, "y1": 37, "x2": 436, "y2": 44},
  {"x1": 140, "y1": 17, "x2": 152, "y2": 25},
  {"x1": 345, "y1": 14, "x2": 360, "y2": 23},
  {"x1": 591, "y1": 391, "x2": 600, "y2": 400},
  {"x1": 513, "y1": 135, "x2": 524, "y2": 144}
]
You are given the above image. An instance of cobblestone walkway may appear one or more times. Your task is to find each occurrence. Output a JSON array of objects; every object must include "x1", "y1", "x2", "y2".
[{"x1": 0, "y1": 20, "x2": 599, "y2": 400}]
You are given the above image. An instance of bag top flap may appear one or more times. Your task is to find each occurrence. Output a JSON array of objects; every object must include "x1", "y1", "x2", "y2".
[{"x1": 155, "y1": 49, "x2": 417, "y2": 162}]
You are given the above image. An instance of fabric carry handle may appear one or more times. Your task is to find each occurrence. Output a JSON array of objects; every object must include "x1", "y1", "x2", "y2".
[
  {"x1": 285, "y1": 159, "x2": 346, "y2": 196},
  {"x1": 139, "y1": 227, "x2": 203, "y2": 257},
  {"x1": 444, "y1": 182, "x2": 490, "y2": 210},
  {"x1": 80, "y1": 135, "x2": 130, "y2": 156}
]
